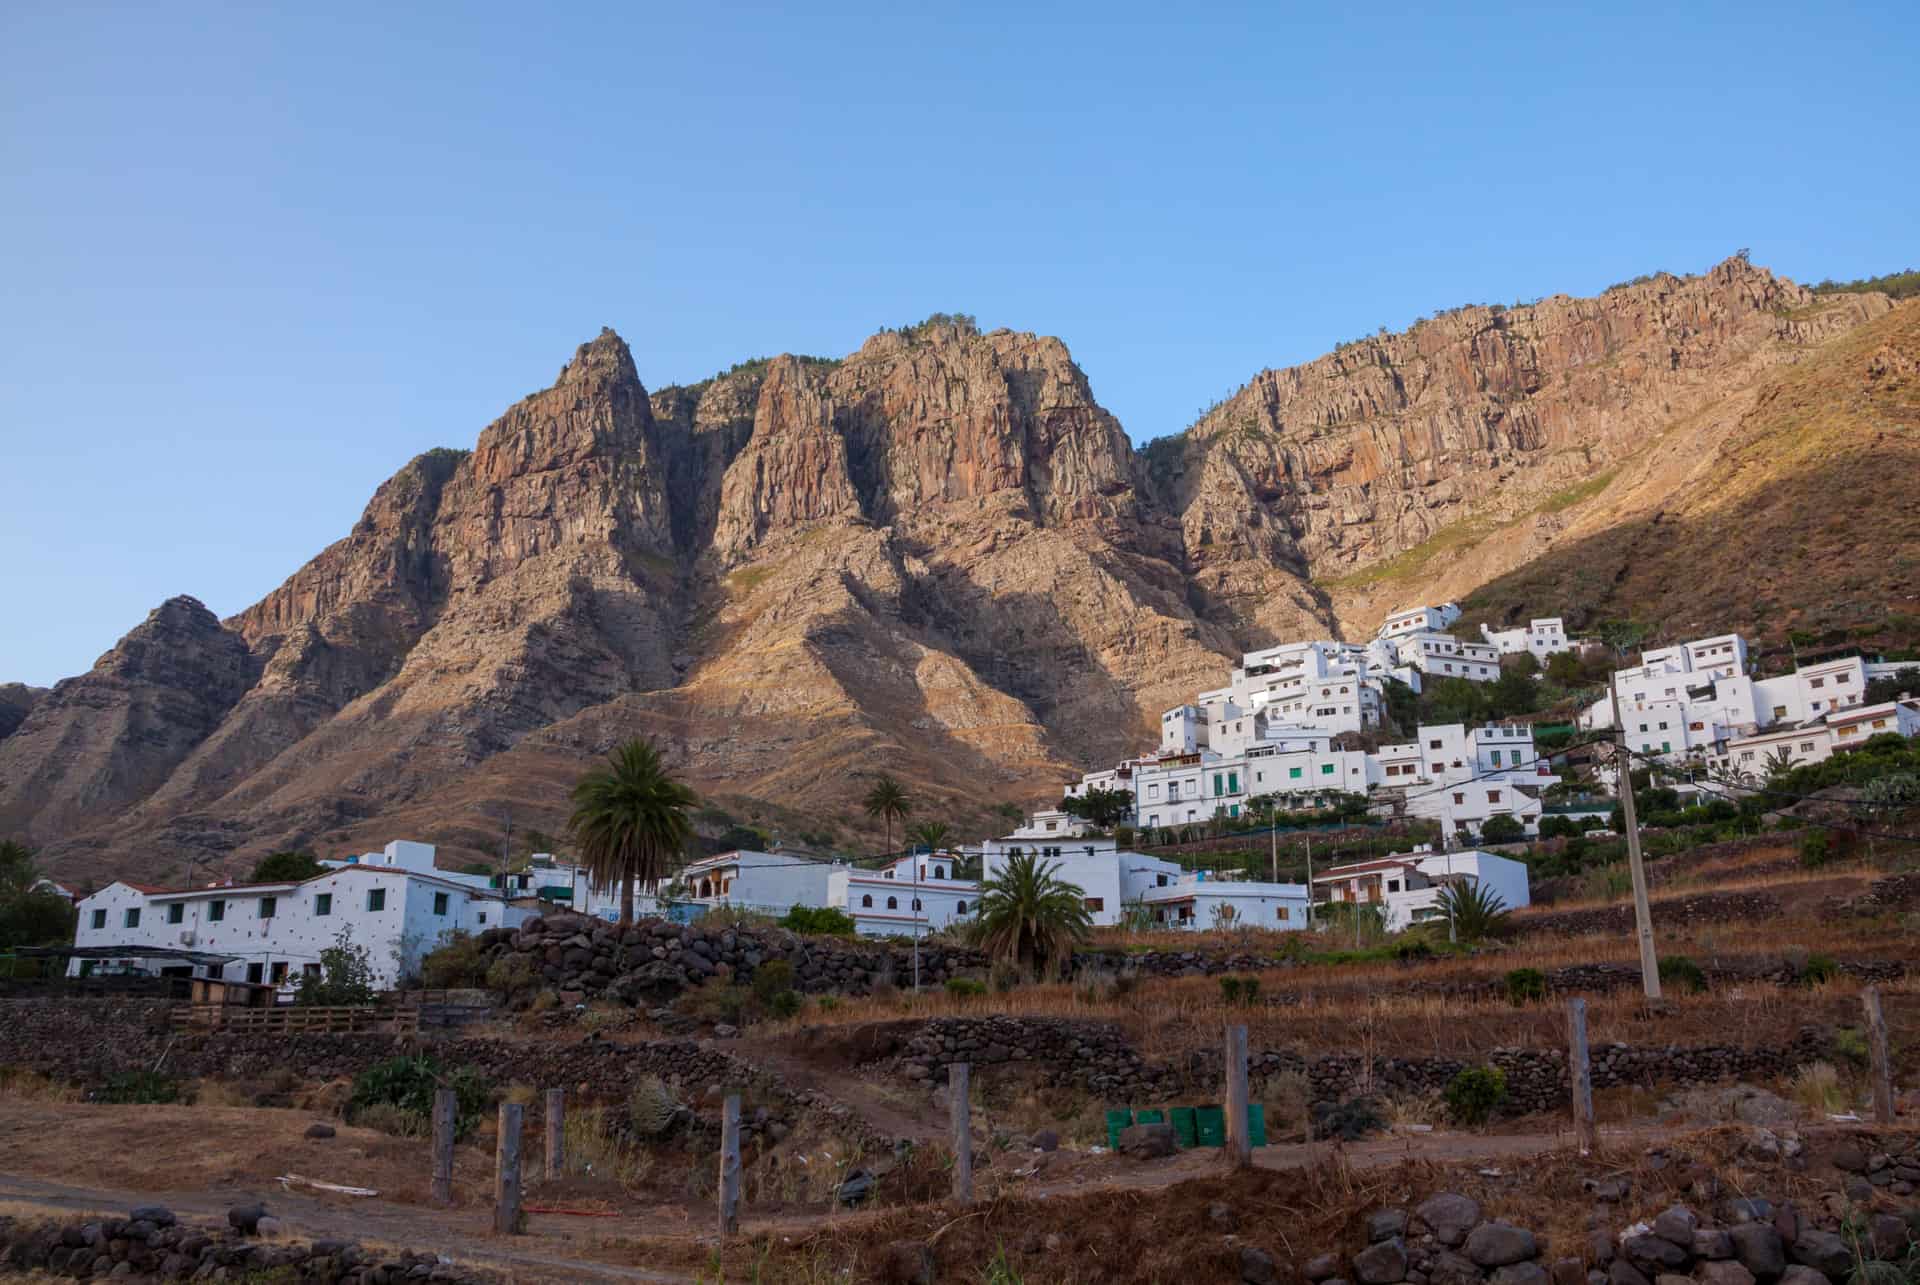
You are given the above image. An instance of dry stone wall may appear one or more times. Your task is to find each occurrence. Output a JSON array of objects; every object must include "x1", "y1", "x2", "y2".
[{"x1": 888, "y1": 1016, "x2": 1837, "y2": 1113}]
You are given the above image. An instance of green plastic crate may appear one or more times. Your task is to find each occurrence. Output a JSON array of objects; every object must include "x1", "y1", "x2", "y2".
[
  {"x1": 1134, "y1": 1108, "x2": 1165, "y2": 1125},
  {"x1": 1169, "y1": 1106, "x2": 1199, "y2": 1148},
  {"x1": 1104, "y1": 1108, "x2": 1133, "y2": 1149},
  {"x1": 1247, "y1": 1103, "x2": 1267, "y2": 1147},
  {"x1": 1194, "y1": 1104, "x2": 1226, "y2": 1147}
]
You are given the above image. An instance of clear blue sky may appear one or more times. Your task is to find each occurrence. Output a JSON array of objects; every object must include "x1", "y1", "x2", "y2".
[{"x1": 3, "y1": 2, "x2": 1915, "y2": 687}]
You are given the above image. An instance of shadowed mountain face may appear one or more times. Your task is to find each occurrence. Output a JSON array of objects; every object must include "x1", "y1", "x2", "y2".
[{"x1": 2, "y1": 262, "x2": 1908, "y2": 881}]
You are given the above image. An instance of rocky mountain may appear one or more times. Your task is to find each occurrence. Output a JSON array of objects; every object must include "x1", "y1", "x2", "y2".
[{"x1": 2, "y1": 259, "x2": 1909, "y2": 881}]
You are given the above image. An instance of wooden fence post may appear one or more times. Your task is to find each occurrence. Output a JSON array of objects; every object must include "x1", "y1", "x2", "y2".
[
  {"x1": 431, "y1": 1088, "x2": 455, "y2": 1205},
  {"x1": 1225, "y1": 1024, "x2": 1251, "y2": 1169},
  {"x1": 950, "y1": 1063, "x2": 974, "y2": 1204},
  {"x1": 1864, "y1": 986, "x2": 1896, "y2": 1124},
  {"x1": 494, "y1": 1102, "x2": 524, "y2": 1234},
  {"x1": 545, "y1": 1088, "x2": 565, "y2": 1181},
  {"x1": 718, "y1": 1094, "x2": 741, "y2": 1237},
  {"x1": 1567, "y1": 998, "x2": 1596, "y2": 1155}
]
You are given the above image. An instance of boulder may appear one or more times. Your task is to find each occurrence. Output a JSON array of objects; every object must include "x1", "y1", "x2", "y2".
[
  {"x1": 1549, "y1": 1258, "x2": 1585, "y2": 1285},
  {"x1": 1030, "y1": 1130, "x2": 1059, "y2": 1153},
  {"x1": 1207, "y1": 1202, "x2": 1239, "y2": 1233},
  {"x1": 1241, "y1": 1247, "x2": 1280, "y2": 1285},
  {"x1": 1728, "y1": 1224, "x2": 1785, "y2": 1279},
  {"x1": 254, "y1": 1216, "x2": 284, "y2": 1238},
  {"x1": 1622, "y1": 1236, "x2": 1688, "y2": 1273},
  {"x1": 1492, "y1": 1265, "x2": 1549, "y2": 1285},
  {"x1": 1465, "y1": 1224, "x2": 1538, "y2": 1269},
  {"x1": 1698, "y1": 1263, "x2": 1756, "y2": 1285},
  {"x1": 1831, "y1": 1144, "x2": 1869, "y2": 1174},
  {"x1": 1652, "y1": 1208, "x2": 1699, "y2": 1247},
  {"x1": 126, "y1": 1207, "x2": 174, "y2": 1228},
  {"x1": 226, "y1": 1205, "x2": 267, "y2": 1236},
  {"x1": 1117, "y1": 1123, "x2": 1176, "y2": 1159},
  {"x1": 1787, "y1": 1232, "x2": 1850, "y2": 1278},
  {"x1": 1693, "y1": 1231, "x2": 1734, "y2": 1261},
  {"x1": 1354, "y1": 1237, "x2": 1409, "y2": 1285},
  {"x1": 304, "y1": 1123, "x2": 336, "y2": 1139},
  {"x1": 1776, "y1": 1270, "x2": 1830, "y2": 1285},
  {"x1": 1607, "y1": 1262, "x2": 1651, "y2": 1285},
  {"x1": 1418, "y1": 1194, "x2": 1484, "y2": 1247},
  {"x1": 1370, "y1": 1210, "x2": 1411, "y2": 1243},
  {"x1": 1427, "y1": 1249, "x2": 1485, "y2": 1285}
]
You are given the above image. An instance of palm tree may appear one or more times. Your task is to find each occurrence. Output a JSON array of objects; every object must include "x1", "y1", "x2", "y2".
[
  {"x1": 862, "y1": 775, "x2": 912, "y2": 861},
  {"x1": 968, "y1": 851, "x2": 1093, "y2": 978},
  {"x1": 1761, "y1": 747, "x2": 1799, "y2": 783},
  {"x1": 567, "y1": 739, "x2": 697, "y2": 926},
  {"x1": 906, "y1": 820, "x2": 951, "y2": 989},
  {"x1": 1436, "y1": 879, "x2": 1511, "y2": 943}
]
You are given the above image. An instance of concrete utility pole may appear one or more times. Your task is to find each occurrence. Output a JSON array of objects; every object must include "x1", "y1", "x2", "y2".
[
  {"x1": 1608, "y1": 681, "x2": 1662, "y2": 1000},
  {"x1": 911, "y1": 848, "x2": 922, "y2": 991},
  {"x1": 1304, "y1": 832, "x2": 1314, "y2": 927}
]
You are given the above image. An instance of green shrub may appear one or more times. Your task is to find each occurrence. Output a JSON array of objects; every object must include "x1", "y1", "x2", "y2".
[
  {"x1": 945, "y1": 977, "x2": 987, "y2": 999},
  {"x1": 1503, "y1": 968, "x2": 1547, "y2": 1005},
  {"x1": 484, "y1": 954, "x2": 538, "y2": 999},
  {"x1": 419, "y1": 930, "x2": 491, "y2": 990},
  {"x1": 1831, "y1": 1026, "x2": 1870, "y2": 1069},
  {"x1": 778, "y1": 905, "x2": 857, "y2": 937},
  {"x1": 767, "y1": 989, "x2": 802, "y2": 1019},
  {"x1": 628, "y1": 1074, "x2": 687, "y2": 1138},
  {"x1": 814, "y1": 994, "x2": 840, "y2": 1013},
  {"x1": 1801, "y1": 953, "x2": 1839, "y2": 986},
  {"x1": 1658, "y1": 956, "x2": 1708, "y2": 994},
  {"x1": 1219, "y1": 975, "x2": 1261, "y2": 1006},
  {"x1": 1393, "y1": 936, "x2": 1434, "y2": 962},
  {"x1": 680, "y1": 983, "x2": 749, "y2": 1025},
  {"x1": 750, "y1": 959, "x2": 795, "y2": 1004},
  {"x1": 348, "y1": 1055, "x2": 489, "y2": 1140},
  {"x1": 1799, "y1": 831, "x2": 1832, "y2": 869},
  {"x1": 1444, "y1": 1066, "x2": 1507, "y2": 1126},
  {"x1": 293, "y1": 927, "x2": 377, "y2": 1007},
  {"x1": 989, "y1": 960, "x2": 1021, "y2": 993},
  {"x1": 97, "y1": 1071, "x2": 181, "y2": 1104}
]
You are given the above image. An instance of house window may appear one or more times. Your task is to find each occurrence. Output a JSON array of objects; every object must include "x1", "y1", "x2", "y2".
[
  {"x1": 1289, "y1": 767, "x2": 1302, "y2": 779},
  {"x1": 1227, "y1": 772, "x2": 1239, "y2": 793},
  {"x1": 315, "y1": 893, "x2": 332, "y2": 916},
  {"x1": 478, "y1": 913, "x2": 487, "y2": 925},
  {"x1": 934, "y1": 866, "x2": 946, "y2": 879},
  {"x1": 1157, "y1": 874, "x2": 1169, "y2": 886},
  {"x1": 1810, "y1": 677, "x2": 1825, "y2": 689},
  {"x1": 861, "y1": 894, "x2": 873, "y2": 908},
  {"x1": 167, "y1": 903, "x2": 184, "y2": 924},
  {"x1": 1452, "y1": 793, "x2": 1465, "y2": 805},
  {"x1": 367, "y1": 889, "x2": 386, "y2": 912},
  {"x1": 1487, "y1": 791, "x2": 1501, "y2": 803},
  {"x1": 886, "y1": 896, "x2": 898, "y2": 909},
  {"x1": 1800, "y1": 742, "x2": 1816, "y2": 753},
  {"x1": 1773, "y1": 706, "x2": 1788, "y2": 719},
  {"x1": 1276, "y1": 907, "x2": 1289, "y2": 921},
  {"x1": 1662, "y1": 742, "x2": 1672, "y2": 754},
  {"x1": 1489, "y1": 751, "x2": 1501, "y2": 766},
  {"x1": 259, "y1": 897, "x2": 277, "y2": 919},
  {"x1": 124, "y1": 908, "x2": 141, "y2": 929},
  {"x1": 1429, "y1": 740, "x2": 1442, "y2": 749},
  {"x1": 433, "y1": 892, "x2": 450, "y2": 916},
  {"x1": 209, "y1": 900, "x2": 225, "y2": 922},
  {"x1": 1084, "y1": 897, "x2": 1105, "y2": 912},
  {"x1": 957, "y1": 901, "x2": 969, "y2": 914},
  {"x1": 911, "y1": 899, "x2": 922, "y2": 911},
  {"x1": 90, "y1": 909, "x2": 106, "y2": 930},
  {"x1": 1387, "y1": 880, "x2": 1400, "y2": 892},
  {"x1": 1321, "y1": 764, "x2": 1334, "y2": 775},
  {"x1": 247, "y1": 962, "x2": 263, "y2": 984},
  {"x1": 270, "y1": 962, "x2": 288, "y2": 985}
]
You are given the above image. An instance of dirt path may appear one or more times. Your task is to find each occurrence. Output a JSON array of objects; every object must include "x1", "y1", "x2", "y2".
[{"x1": 0, "y1": 1118, "x2": 1672, "y2": 1280}]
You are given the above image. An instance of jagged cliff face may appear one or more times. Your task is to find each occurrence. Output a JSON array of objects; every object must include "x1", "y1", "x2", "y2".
[
  {"x1": 1154, "y1": 259, "x2": 1894, "y2": 633},
  {"x1": 2, "y1": 259, "x2": 1905, "y2": 880}
]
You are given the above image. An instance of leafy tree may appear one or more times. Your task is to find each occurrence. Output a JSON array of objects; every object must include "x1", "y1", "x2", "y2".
[
  {"x1": 1490, "y1": 666, "x2": 1541, "y2": 718},
  {"x1": 967, "y1": 851, "x2": 1092, "y2": 977},
  {"x1": 1436, "y1": 880, "x2": 1511, "y2": 942},
  {"x1": 0, "y1": 839, "x2": 76, "y2": 952},
  {"x1": 1478, "y1": 814, "x2": 1527, "y2": 845},
  {"x1": 1061, "y1": 788, "x2": 1135, "y2": 829},
  {"x1": 294, "y1": 926, "x2": 378, "y2": 1006},
  {"x1": 249, "y1": 850, "x2": 322, "y2": 883},
  {"x1": 568, "y1": 738, "x2": 697, "y2": 925},
  {"x1": 1544, "y1": 651, "x2": 1584, "y2": 686},
  {"x1": 1865, "y1": 666, "x2": 1920, "y2": 704},
  {"x1": 910, "y1": 820, "x2": 952, "y2": 858},
  {"x1": 861, "y1": 775, "x2": 912, "y2": 860},
  {"x1": 777, "y1": 905, "x2": 856, "y2": 937}
]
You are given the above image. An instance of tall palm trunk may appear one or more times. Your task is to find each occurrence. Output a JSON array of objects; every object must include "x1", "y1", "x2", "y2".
[{"x1": 621, "y1": 873, "x2": 635, "y2": 927}]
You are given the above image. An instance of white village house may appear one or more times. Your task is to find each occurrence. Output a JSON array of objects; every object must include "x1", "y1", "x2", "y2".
[
  {"x1": 68, "y1": 841, "x2": 541, "y2": 991},
  {"x1": 1311, "y1": 847, "x2": 1531, "y2": 933}
]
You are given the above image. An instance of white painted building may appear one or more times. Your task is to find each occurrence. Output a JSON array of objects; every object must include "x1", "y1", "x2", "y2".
[
  {"x1": 1377, "y1": 603, "x2": 1463, "y2": 641},
  {"x1": 1373, "y1": 723, "x2": 1548, "y2": 839},
  {"x1": 827, "y1": 852, "x2": 979, "y2": 938},
  {"x1": 980, "y1": 847, "x2": 1184, "y2": 926},
  {"x1": 978, "y1": 811, "x2": 1115, "y2": 861},
  {"x1": 1138, "y1": 872, "x2": 1311, "y2": 931},
  {"x1": 1390, "y1": 631, "x2": 1502, "y2": 684},
  {"x1": 68, "y1": 841, "x2": 537, "y2": 991},
  {"x1": 1312, "y1": 847, "x2": 1530, "y2": 933},
  {"x1": 1581, "y1": 634, "x2": 1874, "y2": 767},
  {"x1": 668, "y1": 849, "x2": 833, "y2": 915},
  {"x1": 1480, "y1": 617, "x2": 1575, "y2": 660}
]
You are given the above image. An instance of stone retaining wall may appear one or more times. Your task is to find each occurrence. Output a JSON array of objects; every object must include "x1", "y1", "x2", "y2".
[
  {"x1": 0, "y1": 998, "x2": 887, "y2": 1152},
  {"x1": 0, "y1": 1208, "x2": 486, "y2": 1283},
  {"x1": 1515, "y1": 890, "x2": 1783, "y2": 937},
  {"x1": 889, "y1": 1015, "x2": 1836, "y2": 1113}
]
